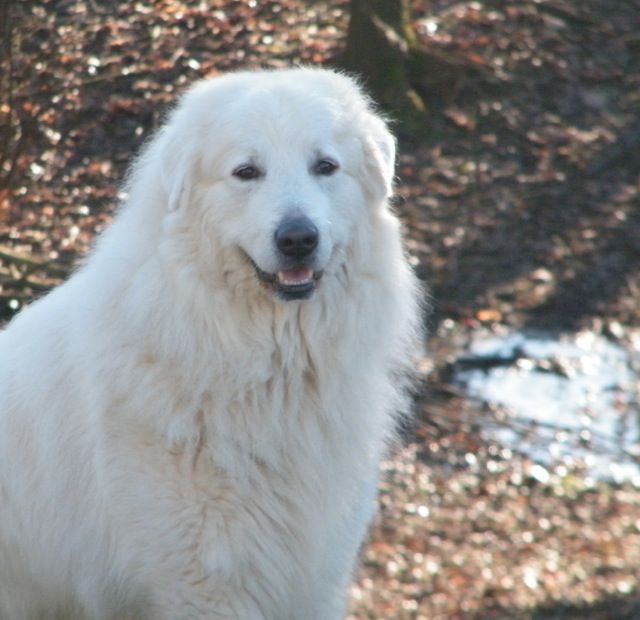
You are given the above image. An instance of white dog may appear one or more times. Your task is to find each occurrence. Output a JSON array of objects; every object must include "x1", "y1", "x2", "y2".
[{"x1": 0, "y1": 68, "x2": 421, "y2": 619}]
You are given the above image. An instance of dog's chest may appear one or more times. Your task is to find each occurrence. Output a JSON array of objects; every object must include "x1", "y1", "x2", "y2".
[
  {"x1": 133, "y1": 324, "x2": 383, "y2": 609},
  {"x1": 177, "y1": 400, "x2": 366, "y2": 611},
  {"x1": 185, "y1": 364, "x2": 368, "y2": 573}
]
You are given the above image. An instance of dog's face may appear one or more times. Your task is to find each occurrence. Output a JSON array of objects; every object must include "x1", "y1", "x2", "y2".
[{"x1": 160, "y1": 69, "x2": 395, "y2": 302}]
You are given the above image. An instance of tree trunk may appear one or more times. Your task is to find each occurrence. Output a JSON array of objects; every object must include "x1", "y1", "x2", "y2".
[{"x1": 340, "y1": 0, "x2": 425, "y2": 118}]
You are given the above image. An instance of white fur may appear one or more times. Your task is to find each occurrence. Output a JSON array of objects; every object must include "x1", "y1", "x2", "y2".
[{"x1": 0, "y1": 68, "x2": 421, "y2": 620}]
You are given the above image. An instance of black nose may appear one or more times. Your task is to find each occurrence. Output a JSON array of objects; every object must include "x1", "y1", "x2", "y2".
[{"x1": 275, "y1": 217, "x2": 319, "y2": 258}]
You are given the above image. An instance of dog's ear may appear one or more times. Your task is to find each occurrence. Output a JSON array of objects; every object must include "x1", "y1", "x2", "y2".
[
  {"x1": 160, "y1": 131, "x2": 193, "y2": 212},
  {"x1": 167, "y1": 159, "x2": 191, "y2": 213},
  {"x1": 362, "y1": 117, "x2": 397, "y2": 200}
]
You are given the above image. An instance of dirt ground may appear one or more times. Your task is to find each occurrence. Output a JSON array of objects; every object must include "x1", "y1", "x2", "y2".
[{"x1": 2, "y1": 0, "x2": 640, "y2": 617}]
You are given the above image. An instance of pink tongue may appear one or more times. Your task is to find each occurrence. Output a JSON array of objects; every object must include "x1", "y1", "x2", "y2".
[{"x1": 277, "y1": 268, "x2": 313, "y2": 286}]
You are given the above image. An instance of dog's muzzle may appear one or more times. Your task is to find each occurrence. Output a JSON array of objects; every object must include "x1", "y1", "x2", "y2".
[
  {"x1": 243, "y1": 216, "x2": 324, "y2": 301},
  {"x1": 252, "y1": 261, "x2": 324, "y2": 301},
  {"x1": 274, "y1": 217, "x2": 319, "y2": 260}
]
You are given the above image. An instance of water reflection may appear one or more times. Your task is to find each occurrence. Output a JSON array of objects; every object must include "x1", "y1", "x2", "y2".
[{"x1": 454, "y1": 330, "x2": 640, "y2": 482}]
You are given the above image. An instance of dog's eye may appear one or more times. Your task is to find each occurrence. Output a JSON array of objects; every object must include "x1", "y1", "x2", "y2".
[
  {"x1": 313, "y1": 159, "x2": 339, "y2": 176},
  {"x1": 232, "y1": 165, "x2": 263, "y2": 181}
]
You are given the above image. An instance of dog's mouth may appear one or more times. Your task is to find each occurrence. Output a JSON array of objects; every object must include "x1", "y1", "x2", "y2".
[{"x1": 243, "y1": 253, "x2": 323, "y2": 301}]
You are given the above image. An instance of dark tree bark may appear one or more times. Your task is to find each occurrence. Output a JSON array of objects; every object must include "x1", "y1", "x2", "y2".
[
  {"x1": 0, "y1": 0, "x2": 23, "y2": 193},
  {"x1": 341, "y1": 0, "x2": 423, "y2": 116},
  {"x1": 339, "y1": 0, "x2": 468, "y2": 130}
]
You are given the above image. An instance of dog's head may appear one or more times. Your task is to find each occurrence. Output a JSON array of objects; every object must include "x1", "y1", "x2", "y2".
[{"x1": 156, "y1": 68, "x2": 396, "y2": 302}]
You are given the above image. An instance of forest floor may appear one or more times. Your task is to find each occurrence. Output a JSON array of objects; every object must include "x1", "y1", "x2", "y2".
[{"x1": 2, "y1": 0, "x2": 640, "y2": 618}]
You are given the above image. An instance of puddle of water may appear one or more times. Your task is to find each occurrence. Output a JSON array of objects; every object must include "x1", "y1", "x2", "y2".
[{"x1": 454, "y1": 330, "x2": 640, "y2": 483}]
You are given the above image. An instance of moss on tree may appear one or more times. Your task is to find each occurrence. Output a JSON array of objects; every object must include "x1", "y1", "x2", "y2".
[{"x1": 338, "y1": 0, "x2": 465, "y2": 133}]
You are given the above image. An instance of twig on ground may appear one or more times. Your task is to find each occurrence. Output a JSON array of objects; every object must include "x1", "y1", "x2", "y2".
[{"x1": 0, "y1": 245, "x2": 69, "y2": 279}]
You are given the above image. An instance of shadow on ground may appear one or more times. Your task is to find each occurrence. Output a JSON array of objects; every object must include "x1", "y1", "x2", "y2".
[{"x1": 479, "y1": 591, "x2": 640, "y2": 619}]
